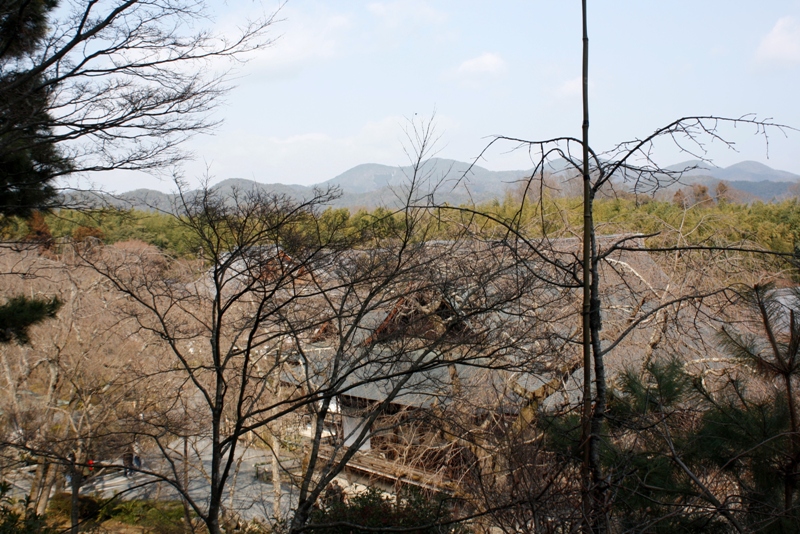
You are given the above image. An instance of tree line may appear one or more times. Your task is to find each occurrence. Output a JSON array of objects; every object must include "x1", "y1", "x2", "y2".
[{"x1": 3, "y1": 192, "x2": 799, "y2": 259}]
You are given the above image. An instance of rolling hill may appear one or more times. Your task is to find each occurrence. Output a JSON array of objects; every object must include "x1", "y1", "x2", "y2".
[{"x1": 90, "y1": 159, "x2": 799, "y2": 212}]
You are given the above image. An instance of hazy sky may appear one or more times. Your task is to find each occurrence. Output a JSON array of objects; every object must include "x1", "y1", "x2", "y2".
[{"x1": 96, "y1": 1, "x2": 800, "y2": 192}]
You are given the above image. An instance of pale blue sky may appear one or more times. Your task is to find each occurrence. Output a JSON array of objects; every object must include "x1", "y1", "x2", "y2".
[{"x1": 101, "y1": 1, "x2": 800, "y2": 192}]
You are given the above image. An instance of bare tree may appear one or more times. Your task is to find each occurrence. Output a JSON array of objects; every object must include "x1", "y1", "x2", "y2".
[
  {"x1": 0, "y1": 0, "x2": 276, "y2": 209},
  {"x1": 71, "y1": 128, "x2": 565, "y2": 534},
  {"x1": 0, "y1": 0, "x2": 278, "y2": 405},
  {"x1": 0, "y1": 245, "x2": 160, "y2": 533},
  {"x1": 420, "y1": 2, "x2": 796, "y2": 531}
]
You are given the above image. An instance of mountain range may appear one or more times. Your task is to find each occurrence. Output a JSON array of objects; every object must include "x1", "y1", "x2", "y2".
[
  {"x1": 660, "y1": 160, "x2": 800, "y2": 201},
  {"x1": 665, "y1": 160, "x2": 800, "y2": 182},
  {"x1": 95, "y1": 158, "x2": 800, "y2": 212}
]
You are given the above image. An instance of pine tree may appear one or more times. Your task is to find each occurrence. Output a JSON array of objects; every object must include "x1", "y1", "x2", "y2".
[
  {"x1": 0, "y1": 0, "x2": 71, "y2": 220},
  {"x1": 707, "y1": 284, "x2": 800, "y2": 529},
  {"x1": 0, "y1": 296, "x2": 61, "y2": 344},
  {"x1": 0, "y1": 2, "x2": 67, "y2": 344}
]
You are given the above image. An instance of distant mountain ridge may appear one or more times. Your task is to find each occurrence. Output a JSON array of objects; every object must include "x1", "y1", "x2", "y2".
[
  {"x1": 326, "y1": 159, "x2": 532, "y2": 195},
  {"x1": 98, "y1": 159, "x2": 799, "y2": 211},
  {"x1": 666, "y1": 160, "x2": 800, "y2": 183},
  {"x1": 657, "y1": 160, "x2": 800, "y2": 201}
]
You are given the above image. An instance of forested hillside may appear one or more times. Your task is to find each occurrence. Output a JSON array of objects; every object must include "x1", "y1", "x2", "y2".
[{"x1": 5, "y1": 194, "x2": 799, "y2": 259}]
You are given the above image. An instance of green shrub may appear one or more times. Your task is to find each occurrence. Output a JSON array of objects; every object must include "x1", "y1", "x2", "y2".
[
  {"x1": 48, "y1": 493, "x2": 188, "y2": 533},
  {"x1": 48, "y1": 492, "x2": 101, "y2": 521},
  {"x1": 308, "y1": 486, "x2": 468, "y2": 534},
  {"x1": 0, "y1": 483, "x2": 56, "y2": 534},
  {"x1": 105, "y1": 499, "x2": 187, "y2": 534}
]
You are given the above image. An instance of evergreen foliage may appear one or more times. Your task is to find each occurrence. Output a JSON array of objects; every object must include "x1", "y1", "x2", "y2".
[
  {"x1": 0, "y1": 0, "x2": 58, "y2": 58},
  {"x1": 607, "y1": 359, "x2": 727, "y2": 532},
  {"x1": 307, "y1": 487, "x2": 468, "y2": 534},
  {"x1": 696, "y1": 390, "x2": 796, "y2": 532},
  {"x1": 0, "y1": 0, "x2": 71, "y2": 221},
  {"x1": 0, "y1": 295, "x2": 61, "y2": 344},
  {"x1": 602, "y1": 285, "x2": 800, "y2": 532},
  {"x1": 0, "y1": 1, "x2": 68, "y2": 347},
  {"x1": 699, "y1": 284, "x2": 800, "y2": 531},
  {"x1": 0, "y1": 483, "x2": 55, "y2": 534}
]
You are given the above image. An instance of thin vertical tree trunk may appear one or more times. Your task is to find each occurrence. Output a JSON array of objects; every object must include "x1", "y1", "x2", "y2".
[
  {"x1": 70, "y1": 456, "x2": 83, "y2": 534},
  {"x1": 785, "y1": 311, "x2": 800, "y2": 517},
  {"x1": 580, "y1": 0, "x2": 594, "y2": 531},
  {"x1": 272, "y1": 428, "x2": 282, "y2": 520},
  {"x1": 183, "y1": 436, "x2": 194, "y2": 533},
  {"x1": 784, "y1": 374, "x2": 799, "y2": 514},
  {"x1": 580, "y1": 2, "x2": 608, "y2": 531}
]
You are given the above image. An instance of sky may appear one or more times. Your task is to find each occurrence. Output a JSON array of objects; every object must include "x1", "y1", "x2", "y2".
[{"x1": 98, "y1": 0, "x2": 800, "y2": 193}]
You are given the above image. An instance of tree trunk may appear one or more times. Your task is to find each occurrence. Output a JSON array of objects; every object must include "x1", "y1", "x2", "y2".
[
  {"x1": 784, "y1": 374, "x2": 799, "y2": 515},
  {"x1": 70, "y1": 460, "x2": 83, "y2": 534},
  {"x1": 27, "y1": 459, "x2": 46, "y2": 511},
  {"x1": 580, "y1": 1, "x2": 608, "y2": 531},
  {"x1": 579, "y1": 0, "x2": 594, "y2": 531},
  {"x1": 589, "y1": 248, "x2": 608, "y2": 531},
  {"x1": 35, "y1": 461, "x2": 58, "y2": 516},
  {"x1": 272, "y1": 428, "x2": 282, "y2": 520},
  {"x1": 182, "y1": 436, "x2": 194, "y2": 533}
]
